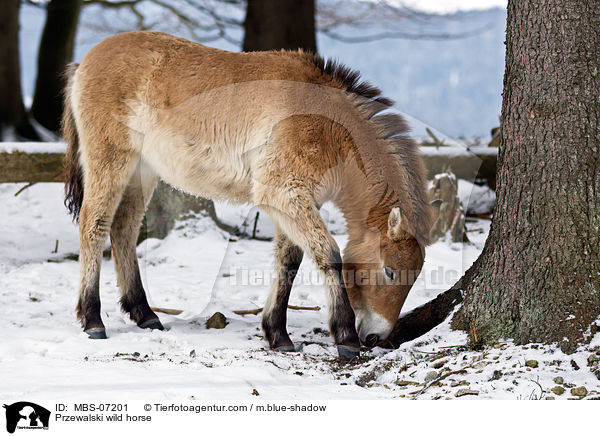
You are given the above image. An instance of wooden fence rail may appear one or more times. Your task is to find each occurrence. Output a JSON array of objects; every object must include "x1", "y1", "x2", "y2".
[{"x1": 0, "y1": 143, "x2": 497, "y2": 187}]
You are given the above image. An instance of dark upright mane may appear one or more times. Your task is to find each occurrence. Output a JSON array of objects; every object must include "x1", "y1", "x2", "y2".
[{"x1": 304, "y1": 52, "x2": 433, "y2": 245}]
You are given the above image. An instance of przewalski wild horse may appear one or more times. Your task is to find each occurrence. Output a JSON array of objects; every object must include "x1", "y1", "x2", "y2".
[{"x1": 63, "y1": 32, "x2": 432, "y2": 360}]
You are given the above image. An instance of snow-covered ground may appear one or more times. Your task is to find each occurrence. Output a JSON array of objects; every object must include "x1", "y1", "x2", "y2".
[{"x1": 1, "y1": 182, "x2": 599, "y2": 400}]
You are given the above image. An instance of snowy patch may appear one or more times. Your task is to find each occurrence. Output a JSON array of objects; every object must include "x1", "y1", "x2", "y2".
[
  {"x1": 457, "y1": 179, "x2": 496, "y2": 215},
  {"x1": 1, "y1": 182, "x2": 599, "y2": 400},
  {"x1": 0, "y1": 142, "x2": 65, "y2": 154}
]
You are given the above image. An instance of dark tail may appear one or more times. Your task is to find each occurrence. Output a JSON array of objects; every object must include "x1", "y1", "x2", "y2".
[{"x1": 62, "y1": 63, "x2": 83, "y2": 221}]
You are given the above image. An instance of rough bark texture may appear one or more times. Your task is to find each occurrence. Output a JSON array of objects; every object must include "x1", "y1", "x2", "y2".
[
  {"x1": 0, "y1": 0, "x2": 39, "y2": 140},
  {"x1": 243, "y1": 0, "x2": 317, "y2": 52},
  {"x1": 452, "y1": 0, "x2": 600, "y2": 353},
  {"x1": 31, "y1": 0, "x2": 82, "y2": 133}
]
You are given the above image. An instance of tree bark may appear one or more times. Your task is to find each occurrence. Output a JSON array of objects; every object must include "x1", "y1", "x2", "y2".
[
  {"x1": 449, "y1": 0, "x2": 600, "y2": 353},
  {"x1": 243, "y1": 0, "x2": 317, "y2": 52},
  {"x1": 31, "y1": 0, "x2": 82, "y2": 134},
  {"x1": 0, "y1": 0, "x2": 40, "y2": 140}
]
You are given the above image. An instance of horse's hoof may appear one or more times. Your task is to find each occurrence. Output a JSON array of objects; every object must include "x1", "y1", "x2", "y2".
[
  {"x1": 85, "y1": 327, "x2": 107, "y2": 339},
  {"x1": 139, "y1": 318, "x2": 164, "y2": 330},
  {"x1": 275, "y1": 344, "x2": 296, "y2": 352},
  {"x1": 337, "y1": 345, "x2": 360, "y2": 361}
]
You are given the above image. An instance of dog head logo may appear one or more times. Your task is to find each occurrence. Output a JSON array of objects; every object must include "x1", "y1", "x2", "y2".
[{"x1": 3, "y1": 402, "x2": 50, "y2": 433}]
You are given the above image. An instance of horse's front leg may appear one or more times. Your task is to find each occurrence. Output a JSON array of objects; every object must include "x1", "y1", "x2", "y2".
[
  {"x1": 262, "y1": 227, "x2": 304, "y2": 351},
  {"x1": 264, "y1": 202, "x2": 360, "y2": 360}
]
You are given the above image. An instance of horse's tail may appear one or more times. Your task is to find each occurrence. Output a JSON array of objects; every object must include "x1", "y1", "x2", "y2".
[{"x1": 62, "y1": 63, "x2": 84, "y2": 222}]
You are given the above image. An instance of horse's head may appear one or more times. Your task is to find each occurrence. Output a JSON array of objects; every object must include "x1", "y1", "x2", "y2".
[{"x1": 344, "y1": 207, "x2": 425, "y2": 346}]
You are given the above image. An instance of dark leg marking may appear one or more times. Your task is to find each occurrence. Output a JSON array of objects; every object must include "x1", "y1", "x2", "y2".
[
  {"x1": 77, "y1": 274, "x2": 106, "y2": 339},
  {"x1": 327, "y1": 250, "x2": 360, "y2": 359},
  {"x1": 119, "y1": 267, "x2": 163, "y2": 330}
]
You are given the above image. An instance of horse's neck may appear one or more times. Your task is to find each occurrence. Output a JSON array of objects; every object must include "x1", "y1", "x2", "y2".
[{"x1": 336, "y1": 163, "x2": 391, "y2": 265}]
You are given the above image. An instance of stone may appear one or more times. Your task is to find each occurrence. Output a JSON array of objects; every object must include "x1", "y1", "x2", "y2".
[
  {"x1": 432, "y1": 359, "x2": 448, "y2": 369},
  {"x1": 551, "y1": 386, "x2": 565, "y2": 396},
  {"x1": 553, "y1": 376, "x2": 564, "y2": 385},
  {"x1": 455, "y1": 389, "x2": 479, "y2": 397},
  {"x1": 206, "y1": 312, "x2": 227, "y2": 329},
  {"x1": 490, "y1": 370, "x2": 502, "y2": 381},
  {"x1": 425, "y1": 371, "x2": 439, "y2": 383},
  {"x1": 570, "y1": 386, "x2": 588, "y2": 397},
  {"x1": 588, "y1": 354, "x2": 599, "y2": 366},
  {"x1": 525, "y1": 360, "x2": 538, "y2": 368},
  {"x1": 473, "y1": 361, "x2": 489, "y2": 369},
  {"x1": 395, "y1": 380, "x2": 419, "y2": 386}
]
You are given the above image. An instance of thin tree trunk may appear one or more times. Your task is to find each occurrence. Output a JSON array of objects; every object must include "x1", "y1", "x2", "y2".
[
  {"x1": 450, "y1": 0, "x2": 600, "y2": 353},
  {"x1": 31, "y1": 0, "x2": 82, "y2": 134},
  {"x1": 0, "y1": 0, "x2": 40, "y2": 140},
  {"x1": 243, "y1": 0, "x2": 317, "y2": 52}
]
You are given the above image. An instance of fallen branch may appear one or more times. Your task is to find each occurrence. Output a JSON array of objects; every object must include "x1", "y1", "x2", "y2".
[
  {"x1": 14, "y1": 182, "x2": 38, "y2": 196},
  {"x1": 413, "y1": 368, "x2": 469, "y2": 397},
  {"x1": 379, "y1": 286, "x2": 464, "y2": 349},
  {"x1": 232, "y1": 307, "x2": 263, "y2": 315},
  {"x1": 151, "y1": 305, "x2": 321, "y2": 317},
  {"x1": 151, "y1": 307, "x2": 183, "y2": 315},
  {"x1": 233, "y1": 305, "x2": 321, "y2": 316}
]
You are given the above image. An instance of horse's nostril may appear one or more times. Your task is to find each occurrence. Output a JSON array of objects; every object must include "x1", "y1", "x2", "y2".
[{"x1": 364, "y1": 334, "x2": 379, "y2": 347}]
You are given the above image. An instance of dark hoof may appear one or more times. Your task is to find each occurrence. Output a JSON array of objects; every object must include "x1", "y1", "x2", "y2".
[
  {"x1": 85, "y1": 327, "x2": 107, "y2": 339},
  {"x1": 275, "y1": 344, "x2": 296, "y2": 352},
  {"x1": 337, "y1": 345, "x2": 360, "y2": 361},
  {"x1": 139, "y1": 318, "x2": 164, "y2": 330}
]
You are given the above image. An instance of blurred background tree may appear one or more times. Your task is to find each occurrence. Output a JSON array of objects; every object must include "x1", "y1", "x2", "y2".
[
  {"x1": 0, "y1": 0, "x2": 40, "y2": 140},
  {"x1": 31, "y1": 0, "x2": 82, "y2": 134},
  {"x1": 3, "y1": 0, "x2": 485, "y2": 140}
]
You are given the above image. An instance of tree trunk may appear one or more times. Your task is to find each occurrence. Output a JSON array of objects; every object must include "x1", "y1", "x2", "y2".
[
  {"x1": 31, "y1": 0, "x2": 82, "y2": 134},
  {"x1": 243, "y1": 0, "x2": 317, "y2": 52},
  {"x1": 0, "y1": 0, "x2": 40, "y2": 140},
  {"x1": 450, "y1": 0, "x2": 600, "y2": 353}
]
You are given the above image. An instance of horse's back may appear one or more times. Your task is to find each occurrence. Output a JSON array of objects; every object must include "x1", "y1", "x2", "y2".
[{"x1": 71, "y1": 32, "x2": 342, "y2": 203}]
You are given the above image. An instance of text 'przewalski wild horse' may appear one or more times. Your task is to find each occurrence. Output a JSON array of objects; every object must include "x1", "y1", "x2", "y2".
[{"x1": 63, "y1": 31, "x2": 433, "y2": 360}]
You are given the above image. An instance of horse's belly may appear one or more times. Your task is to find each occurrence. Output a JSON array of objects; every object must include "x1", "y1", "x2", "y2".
[{"x1": 140, "y1": 133, "x2": 254, "y2": 203}]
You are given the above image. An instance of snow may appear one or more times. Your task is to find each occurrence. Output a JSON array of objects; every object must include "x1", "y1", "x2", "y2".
[
  {"x1": 457, "y1": 179, "x2": 496, "y2": 215},
  {"x1": 0, "y1": 142, "x2": 65, "y2": 154},
  {"x1": 420, "y1": 145, "x2": 498, "y2": 157},
  {"x1": 397, "y1": 0, "x2": 507, "y2": 14},
  {"x1": 1, "y1": 181, "x2": 599, "y2": 400}
]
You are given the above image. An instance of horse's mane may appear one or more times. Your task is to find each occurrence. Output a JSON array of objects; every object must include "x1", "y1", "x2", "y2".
[{"x1": 303, "y1": 52, "x2": 432, "y2": 245}]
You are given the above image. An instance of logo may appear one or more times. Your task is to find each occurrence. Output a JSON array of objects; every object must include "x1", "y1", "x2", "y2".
[{"x1": 3, "y1": 402, "x2": 50, "y2": 434}]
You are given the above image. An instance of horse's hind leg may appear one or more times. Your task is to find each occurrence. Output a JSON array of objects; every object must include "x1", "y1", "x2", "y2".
[
  {"x1": 77, "y1": 148, "x2": 139, "y2": 339},
  {"x1": 262, "y1": 227, "x2": 303, "y2": 351},
  {"x1": 110, "y1": 162, "x2": 162, "y2": 329}
]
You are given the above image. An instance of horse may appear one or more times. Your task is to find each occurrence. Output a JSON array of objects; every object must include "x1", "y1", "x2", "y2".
[{"x1": 62, "y1": 31, "x2": 433, "y2": 360}]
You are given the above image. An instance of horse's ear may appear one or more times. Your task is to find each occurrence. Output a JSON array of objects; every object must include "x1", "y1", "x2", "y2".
[{"x1": 387, "y1": 207, "x2": 403, "y2": 240}]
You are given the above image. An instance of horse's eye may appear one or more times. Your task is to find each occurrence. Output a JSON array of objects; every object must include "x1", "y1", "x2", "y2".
[{"x1": 384, "y1": 266, "x2": 395, "y2": 281}]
